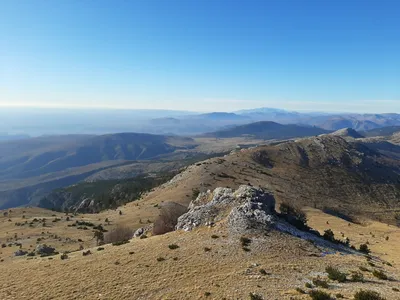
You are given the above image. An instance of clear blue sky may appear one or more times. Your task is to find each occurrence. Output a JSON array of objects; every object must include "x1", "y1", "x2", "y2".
[{"x1": 1, "y1": 0, "x2": 399, "y2": 112}]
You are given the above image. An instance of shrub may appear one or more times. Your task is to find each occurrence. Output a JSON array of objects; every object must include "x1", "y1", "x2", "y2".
[
  {"x1": 323, "y1": 229, "x2": 335, "y2": 242},
  {"x1": 97, "y1": 247, "x2": 105, "y2": 251},
  {"x1": 392, "y1": 288, "x2": 399, "y2": 292},
  {"x1": 309, "y1": 290, "x2": 333, "y2": 300},
  {"x1": 112, "y1": 240, "x2": 129, "y2": 246},
  {"x1": 192, "y1": 188, "x2": 200, "y2": 200},
  {"x1": 204, "y1": 292, "x2": 211, "y2": 297},
  {"x1": 359, "y1": 243, "x2": 370, "y2": 254},
  {"x1": 240, "y1": 236, "x2": 252, "y2": 247},
  {"x1": 295, "y1": 287, "x2": 305, "y2": 294},
  {"x1": 259, "y1": 269, "x2": 267, "y2": 275},
  {"x1": 325, "y1": 266, "x2": 346, "y2": 282},
  {"x1": 359, "y1": 266, "x2": 370, "y2": 272},
  {"x1": 249, "y1": 292, "x2": 263, "y2": 300},
  {"x1": 168, "y1": 244, "x2": 179, "y2": 250},
  {"x1": 354, "y1": 290, "x2": 386, "y2": 300},
  {"x1": 60, "y1": 253, "x2": 68, "y2": 260},
  {"x1": 372, "y1": 269, "x2": 388, "y2": 280},
  {"x1": 156, "y1": 257, "x2": 165, "y2": 262},
  {"x1": 312, "y1": 277, "x2": 329, "y2": 289},
  {"x1": 336, "y1": 293, "x2": 344, "y2": 299},
  {"x1": 153, "y1": 202, "x2": 187, "y2": 235},
  {"x1": 211, "y1": 234, "x2": 219, "y2": 239},
  {"x1": 305, "y1": 282, "x2": 313, "y2": 288},
  {"x1": 279, "y1": 202, "x2": 309, "y2": 231},
  {"x1": 204, "y1": 247, "x2": 211, "y2": 252},
  {"x1": 104, "y1": 225, "x2": 133, "y2": 245},
  {"x1": 351, "y1": 272, "x2": 364, "y2": 282}
]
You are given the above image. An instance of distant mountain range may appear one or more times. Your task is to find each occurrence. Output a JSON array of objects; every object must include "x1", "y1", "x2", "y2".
[
  {"x1": 2, "y1": 107, "x2": 400, "y2": 136},
  {"x1": 205, "y1": 121, "x2": 330, "y2": 140}
]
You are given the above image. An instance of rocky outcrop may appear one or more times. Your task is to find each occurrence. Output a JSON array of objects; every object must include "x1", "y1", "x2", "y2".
[
  {"x1": 175, "y1": 185, "x2": 358, "y2": 252},
  {"x1": 176, "y1": 185, "x2": 275, "y2": 233}
]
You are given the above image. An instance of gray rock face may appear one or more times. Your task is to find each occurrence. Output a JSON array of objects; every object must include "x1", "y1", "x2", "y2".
[
  {"x1": 35, "y1": 244, "x2": 56, "y2": 255},
  {"x1": 134, "y1": 227, "x2": 144, "y2": 237},
  {"x1": 176, "y1": 185, "x2": 276, "y2": 233}
]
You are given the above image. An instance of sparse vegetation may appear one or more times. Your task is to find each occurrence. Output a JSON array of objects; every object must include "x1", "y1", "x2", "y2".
[
  {"x1": 325, "y1": 266, "x2": 346, "y2": 282},
  {"x1": 279, "y1": 202, "x2": 309, "y2": 231},
  {"x1": 350, "y1": 272, "x2": 364, "y2": 282},
  {"x1": 359, "y1": 243, "x2": 371, "y2": 254},
  {"x1": 309, "y1": 290, "x2": 333, "y2": 300},
  {"x1": 168, "y1": 244, "x2": 179, "y2": 250},
  {"x1": 359, "y1": 266, "x2": 370, "y2": 272},
  {"x1": 354, "y1": 290, "x2": 386, "y2": 300},
  {"x1": 249, "y1": 292, "x2": 263, "y2": 300},
  {"x1": 312, "y1": 277, "x2": 329, "y2": 289},
  {"x1": 323, "y1": 229, "x2": 335, "y2": 242},
  {"x1": 372, "y1": 269, "x2": 388, "y2": 280}
]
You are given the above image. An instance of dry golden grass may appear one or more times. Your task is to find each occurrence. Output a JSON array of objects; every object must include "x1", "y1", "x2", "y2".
[{"x1": 0, "y1": 207, "x2": 399, "y2": 300}]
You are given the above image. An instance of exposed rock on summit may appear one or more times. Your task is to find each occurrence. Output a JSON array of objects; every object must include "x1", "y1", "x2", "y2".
[{"x1": 176, "y1": 185, "x2": 276, "y2": 232}]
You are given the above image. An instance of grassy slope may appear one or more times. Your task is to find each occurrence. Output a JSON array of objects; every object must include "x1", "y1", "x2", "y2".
[{"x1": 0, "y1": 207, "x2": 399, "y2": 300}]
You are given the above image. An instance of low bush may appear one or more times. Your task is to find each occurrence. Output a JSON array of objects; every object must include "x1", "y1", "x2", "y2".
[
  {"x1": 354, "y1": 290, "x2": 386, "y2": 300},
  {"x1": 279, "y1": 202, "x2": 309, "y2": 231},
  {"x1": 309, "y1": 290, "x2": 333, "y2": 300},
  {"x1": 325, "y1": 266, "x2": 346, "y2": 282},
  {"x1": 372, "y1": 270, "x2": 388, "y2": 280},
  {"x1": 168, "y1": 244, "x2": 179, "y2": 250},
  {"x1": 359, "y1": 243, "x2": 371, "y2": 254},
  {"x1": 249, "y1": 292, "x2": 263, "y2": 300},
  {"x1": 351, "y1": 272, "x2": 364, "y2": 282},
  {"x1": 312, "y1": 277, "x2": 329, "y2": 289},
  {"x1": 240, "y1": 237, "x2": 252, "y2": 247}
]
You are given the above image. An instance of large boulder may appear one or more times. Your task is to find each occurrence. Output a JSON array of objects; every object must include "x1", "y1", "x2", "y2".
[{"x1": 176, "y1": 185, "x2": 276, "y2": 233}]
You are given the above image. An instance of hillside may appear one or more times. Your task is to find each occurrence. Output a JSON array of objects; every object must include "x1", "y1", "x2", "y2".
[
  {"x1": 331, "y1": 128, "x2": 364, "y2": 139},
  {"x1": 205, "y1": 121, "x2": 330, "y2": 139},
  {"x1": 0, "y1": 192, "x2": 399, "y2": 299},
  {"x1": 0, "y1": 133, "x2": 195, "y2": 180},
  {"x1": 134, "y1": 135, "x2": 400, "y2": 225},
  {"x1": 0, "y1": 133, "x2": 198, "y2": 209},
  {"x1": 362, "y1": 126, "x2": 400, "y2": 138},
  {"x1": 38, "y1": 173, "x2": 175, "y2": 213}
]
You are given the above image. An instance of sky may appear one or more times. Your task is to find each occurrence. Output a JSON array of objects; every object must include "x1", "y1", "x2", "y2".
[{"x1": 1, "y1": 0, "x2": 399, "y2": 113}]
